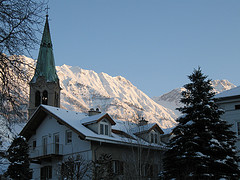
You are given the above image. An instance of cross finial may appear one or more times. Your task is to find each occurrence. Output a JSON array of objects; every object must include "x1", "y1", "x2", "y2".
[{"x1": 45, "y1": 5, "x2": 50, "y2": 16}]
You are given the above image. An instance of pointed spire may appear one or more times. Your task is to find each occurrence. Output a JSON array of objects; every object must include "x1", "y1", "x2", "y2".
[{"x1": 31, "y1": 15, "x2": 59, "y2": 83}]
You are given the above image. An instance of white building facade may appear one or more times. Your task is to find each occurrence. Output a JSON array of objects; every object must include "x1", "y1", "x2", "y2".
[
  {"x1": 215, "y1": 86, "x2": 240, "y2": 156},
  {"x1": 21, "y1": 105, "x2": 166, "y2": 179}
]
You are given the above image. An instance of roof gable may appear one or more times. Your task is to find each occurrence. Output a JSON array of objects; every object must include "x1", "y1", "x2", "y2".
[
  {"x1": 20, "y1": 105, "x2": 86, "y2": 140},
  {"x1": 81, "y1": 113, "x2": 116, "y2": 126},
  {"x1": 132, "y1": 123, "x2": 164, "y2": 135}
]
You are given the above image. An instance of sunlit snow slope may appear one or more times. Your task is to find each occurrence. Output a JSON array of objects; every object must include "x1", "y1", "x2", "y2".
[
  {"x1": 57, "y1": 64, "x2": 177, "y2": 130},
  {"x1": 152, "y1": 80, "x2": 236, "y2": 116}
]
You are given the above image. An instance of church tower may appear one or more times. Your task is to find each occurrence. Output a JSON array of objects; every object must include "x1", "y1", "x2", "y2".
[{"x1": 28, "y1": 15, "x2": 61, "y2": 117}]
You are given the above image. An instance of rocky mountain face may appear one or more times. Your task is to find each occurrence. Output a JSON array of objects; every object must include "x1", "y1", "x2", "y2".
[{"x1": 152, "y1": 80, "x2": 236, "y2": 116}]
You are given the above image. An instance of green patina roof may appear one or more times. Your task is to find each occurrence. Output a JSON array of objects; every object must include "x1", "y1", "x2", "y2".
[{"x1": 31, "y1": 15, "x2": 59, "y2": 83}]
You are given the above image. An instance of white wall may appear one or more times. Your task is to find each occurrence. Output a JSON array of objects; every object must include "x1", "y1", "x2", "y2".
[
  {"x1": 217, "y1": 98, "x2": 240, "y2": 150},
  {"x1": 28, "y1": 115, "x2": 92, "y2": 179}
]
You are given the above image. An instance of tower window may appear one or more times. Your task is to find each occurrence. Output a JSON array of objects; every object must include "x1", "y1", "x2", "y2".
[
  {"x1": 54, "y1": 92, "x2": 59, "y2": 107},
  {"x1": 42, "y1": 90, "x2": 48, "y2": 105},
  {"x1": 35, "y1": 91, "x2": 41, "y2": 107}
]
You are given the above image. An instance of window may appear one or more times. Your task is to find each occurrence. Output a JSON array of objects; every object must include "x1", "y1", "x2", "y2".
[
  {"x1": 66, "y1": 130, "x2": 72, "y2": 144},
  {"x1": 32, "y1": 140, "x2": 36, "y2": 150},
  {"x1": 235, "y1": 105, "x2": 240, "y2": 110},
  {"x1": 150, "y1": 132, "x2": 158, "y2": 144},
  {"x1": 105, "y1": 124, "x2": 109, "y2": 135},
  {"x1": 42, "y1": 136, "x2": 48, "y2": 156},
  {"x1": 112, "y1": 160, "x2": 124, "y2": 175},
  {"x1": 35, "y1": 91, "x2": 41, "y2": 107},
  {"x1": 99, "y1": 120, "x2": 110, "y2": 136},
  {"x1": 41, "y1": 166, "x2": 52, "y2": 179},
  {"x1": 54, "y1": 133, "x2": 59, "y2": 154},
  {"x1": 151, "y1": 134, "x2": 154, "y2": 143},
  {"x1": 237, "y1": 122, "x2": 240, "y2": 136},
  {"x1": 54, "y1": 92, "x2": 59, "y2": 107},
  {"x1": 42, "y1": 90, "x2": 48, "y2": 105},
  {"x1": 154, "y1": 134, "x2": 158, "y2": 143},
  {"x1": 100, "y1": 124, "x2": 104, "y2": 135}
]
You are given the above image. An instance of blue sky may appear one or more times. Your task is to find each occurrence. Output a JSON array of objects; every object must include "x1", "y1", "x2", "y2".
[{"x1": 32, "y1": 0, "x2": 240, "y2": 97}]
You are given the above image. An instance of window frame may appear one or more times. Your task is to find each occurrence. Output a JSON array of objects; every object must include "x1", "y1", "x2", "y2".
[
  {"x1": 150, "y1": 131, "x2": 158, "y2": 144},
  {"x1": 32, "y1": 139, "x2": 36, "y2": 150},
  {"x1": 66, "y1": 130, "x2": 72, "y2": 144},
  {"x1": 112, "y1": 160, "x2": 124, "y2": 175},
  {"x1": 99, "y1": 119, "x2": 110, "y2": 136},
  {"x1": 41, "y1": 166, "x2": 52, "y2": 179},
  {"x1": 237, "y1": 122, "x2": 240, "y2": 136}
]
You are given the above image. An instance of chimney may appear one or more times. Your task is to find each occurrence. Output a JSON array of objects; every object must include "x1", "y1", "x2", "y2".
[
  {"x1": 88, "y1": 108, "x2": 101, "y2": 116},
  {"x1": 138, "y1": 117, "x2": 148, "y2": 126}
]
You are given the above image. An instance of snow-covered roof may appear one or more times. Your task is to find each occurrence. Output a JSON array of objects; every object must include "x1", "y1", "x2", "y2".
[
  {"x1": 20, "y1": 105, "x2": 166, "y2": 149},
  {"x1": 215, "y1": 86, "x2": 240, "y2": 99},
  {"x1": 130, "y1": 123, "x2": 164, "y2": 135}
]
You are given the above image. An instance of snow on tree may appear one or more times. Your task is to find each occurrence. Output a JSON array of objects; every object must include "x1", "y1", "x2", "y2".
[
  {"x1": 6, "y1": 136, "x2": 31, "y2": 179},
  {"x1": 163, "y1": 67, "x2": 240, "y2": 179}
]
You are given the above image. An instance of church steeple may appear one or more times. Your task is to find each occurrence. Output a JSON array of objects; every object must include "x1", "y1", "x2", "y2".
[
  {"x1": 28, "y1": 15, "x2": 61, "y2": 117},
  {"x1": 31, "y1": 15, "x2": 58, "y2": 83}
]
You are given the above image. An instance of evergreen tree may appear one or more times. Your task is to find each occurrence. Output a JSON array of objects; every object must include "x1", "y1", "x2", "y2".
[
  {"x1": 163, "y1": 68, "x2": 240, "y2": 179},
  {"x1": 7, "y1": 136, "x2": 31, "y2": 179}
]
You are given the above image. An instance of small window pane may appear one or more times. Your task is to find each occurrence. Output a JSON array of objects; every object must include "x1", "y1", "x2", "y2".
[
  {"x1": 154, "y1": 134, "x2": 158, "y2": 143},
  {"x1": 66, "y1": 131, "x2": 72, "y2": 143},
  {"x1": 105, "y1": 124, "x2": 109, "y2": 135},
  {"x1": 151, "y1": 134, "x2": 154, "y2": 143},
  {"x1": 100, "y1": 124, "x2": 104, "y2": 135},
  {"x1": 237, "y1": 122, "x2": 240, "y2": 135},
  {"x1": 33, "y1": 140, "x2": 36, "y2": 150}
]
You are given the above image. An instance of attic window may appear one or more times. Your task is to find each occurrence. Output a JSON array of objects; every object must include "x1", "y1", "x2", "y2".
[
  {"x1": 235, "y1": 105, "x2": 240, "y2": 110},
  {"x1": 99, "y1": 121, "x2": 110, "y2": 136},
  {"x1": 150, "y1": 132, "x2": 158, "y2": 144}
]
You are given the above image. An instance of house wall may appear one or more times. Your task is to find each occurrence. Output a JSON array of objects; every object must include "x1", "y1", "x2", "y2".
[
  {"x1": 28, "y1": 115, "x2": 92, "y2": 179},
  {"x1": 217, "y1": 97, "x2": 240, "y2": 151},
  {"x1": 91, "y1": 141, "x2": 164, "y2": 180},
  {"x1": 87, "y1": 123, "x2": 98, "y2": 133}
]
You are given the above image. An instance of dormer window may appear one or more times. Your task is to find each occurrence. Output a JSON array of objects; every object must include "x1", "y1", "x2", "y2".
[
  {"x1": 99, "y1": 119, "x2": 110, "y2": 136},
  {"x1": 150, "y1": 131, "x2": 158, "y2": 144}
]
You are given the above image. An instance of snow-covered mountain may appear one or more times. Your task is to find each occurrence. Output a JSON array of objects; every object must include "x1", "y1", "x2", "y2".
[
  {"x1": 57, "y1": 65, "x2": 177, "y2": 130},
  {"x1": 10, "y1": 56, "x2": 178, "y2": 131},
  {"x1": 152, "y1": 80, "x2": 236, "y2": 116}
]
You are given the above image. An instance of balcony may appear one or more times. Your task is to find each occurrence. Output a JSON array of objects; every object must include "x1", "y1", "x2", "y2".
[{"x1": 29, "y1": 143, "x2": 63, "y2": 163}]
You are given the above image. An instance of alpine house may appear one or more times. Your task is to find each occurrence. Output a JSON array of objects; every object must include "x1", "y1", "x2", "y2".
[{"x1": 20, "y1": 15, "x2": 167, "y2": 179}]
